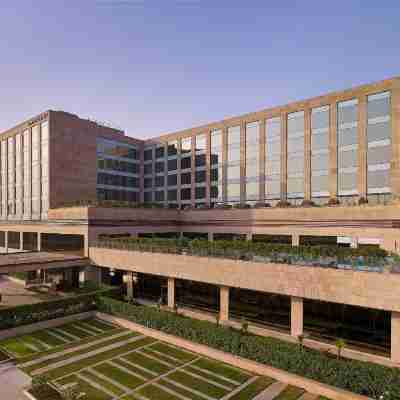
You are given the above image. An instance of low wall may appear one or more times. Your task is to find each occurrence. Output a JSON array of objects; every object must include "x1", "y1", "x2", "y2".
[
  {"x1": 96, "y1": 312, "x2": 370, "y2": 400},
  {"x1": 0, "y1": 311, "x2": 96, "y2": 341}
]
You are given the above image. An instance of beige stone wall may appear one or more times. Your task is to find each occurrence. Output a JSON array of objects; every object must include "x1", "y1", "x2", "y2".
[{"x1": 90, "y1": 247, "x2": 400, "y2": 312}]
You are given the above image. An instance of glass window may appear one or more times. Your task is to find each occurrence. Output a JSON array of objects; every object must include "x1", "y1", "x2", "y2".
[
  {"x1": 155, "y1": 161, "x2": 164, "y2": 173},
  {"x1": 168, "y1": 189, "x2": 177, "y2": 201},
  {"x1": 195, "y1": 186, "x2": 206, "y2": 199},
  {"x1": 155, "y1": 176, "x2": 165, "y2": 187},
  {"x1": 144, "y1": 178, "x2": 152, "y2": 188},
  {"x1": 181, "y1": 156, "x2": 191, "y2": 170},
  {"x1": 167, "y1": 174, "x2": 177, "y2": 186},
  {"x1": 227, "y1": 182, "x2": 241, "y2": 202},
  {"x1": 245, "y1": 122, "x2": 260, "y2": 189},
  {"x1": 144, "y1": 191, "x2": 153, "y2": 202},
  {"x1": 181, "y1": 172, "x2": 191, "y2": 185},
  {"x1": 195, "y1": 170, "x2": 206, "y2": 183},
  {"x1": 195, "y1": 134, "x2": 207, "y2": 152},
  {"x1": 144, "y1": 163, "x2": 152, "y2": 175},
  {"x1": 156, "y1": 146, "x2": 165, "y2": 159},
  {"x1": 168, "y1": 158, "x2": 177, "y2": 171},
  {"x1": 265, "y1": 117, "x2": 281, "y2": 200},
  {"x1": 227, "y1": 126, "x2": 241, "y2": 163},
  {"x1": 211, "y1": 129, "x2": 222, "y2": 166},
  {"x1": 168, "y1": 141, "x2": 178, "y2": 156},
  {"x1": 155, "y1": 190, "x2": 165, "y2": 201},
  {"x1": 181, "y1": 137, "x2": 192, "y2": 154},
  {"x1": 144, "y1": 148, "x2": 153, "y2": 161},
  {"x1": 181, "y1": 188, "x2": 191, "y2": 200},
  {"x1": 195, "y1": 154, "x2": 206, "y2": 167}
]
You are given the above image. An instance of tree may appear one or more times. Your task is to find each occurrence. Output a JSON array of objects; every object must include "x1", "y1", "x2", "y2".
[{"x1": 335, "y1": 339, "x2": 345, "y2": 360}]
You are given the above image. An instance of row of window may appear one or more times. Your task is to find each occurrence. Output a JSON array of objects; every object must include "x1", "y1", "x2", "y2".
[{"x1": 144, "y1": 186, "x2": 218, "y2": 202}]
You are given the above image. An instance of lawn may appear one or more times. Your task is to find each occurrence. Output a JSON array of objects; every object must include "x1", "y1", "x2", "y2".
[{"x1": 10, "y1": 319, "x2": 325, "y2": 400}]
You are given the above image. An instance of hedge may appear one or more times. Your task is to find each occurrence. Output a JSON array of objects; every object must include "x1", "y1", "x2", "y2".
[
  {"x1": 0, "y1": 288, "x2": 120, "y2": 330},
  {"x1": 92, "y1": 237, "x2": 397, "y2": 272},
  {"x1": 96, "y1": 296, "x2": 400, "y2": 400}
]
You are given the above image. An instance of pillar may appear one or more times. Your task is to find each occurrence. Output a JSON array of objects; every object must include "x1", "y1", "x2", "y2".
[
  {"x1": 291, "y1": 296, "x2": 304, "y2": 337},
  {"x1": 304, "y1": 108, "x2": 312, "y2": 201},
  {"x1": 219, "y1": 286, "x2": 230, "y2": 322},
  {"x1": 125, "y1": 272, "x2": 135, "y2": 299},
  {"x1": 208, "y1": 232, "x2": 214, "y2": 241},
  {"x1": 167, "y1": 277, "x2": 175, "y2": 308},
  {"x1": 350, "y1": 237, "x2": 358, "y2": 249},
  {"x1": 391, "y1": 311, "x2": 400, "y2": 363},
  {"x1": 246, "y1": 233, "x2": 252, "y2": 241},
  {"x1": 4, "y1": 231, "x2": 8, "y2": 253},
  {"x1": 37, "y1": 232, "x2": 41, "y2": 252},
  {"x1": 20, "y1": 232, "x2": 24, "y2": 251},
  {"x1": 292, "y1": 234, "x2": 300, "y2": 247}
]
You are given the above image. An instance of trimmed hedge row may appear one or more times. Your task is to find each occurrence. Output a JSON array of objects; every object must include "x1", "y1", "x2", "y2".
[
  {"x1": 96, "y1": 296, "x2": 400, "y2": 400},
  {"x1": 0, "y1": 288, "x2": 120, "y2": 330}
]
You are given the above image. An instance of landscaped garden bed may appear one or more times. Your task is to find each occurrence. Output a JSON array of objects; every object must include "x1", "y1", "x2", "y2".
[{"x1": 96, "y1": 295, "x2": 400, "y2": 400}]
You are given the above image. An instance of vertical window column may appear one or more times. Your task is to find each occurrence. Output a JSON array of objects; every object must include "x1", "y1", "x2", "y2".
[
  {"x1": 367, "y1": 91, "x2": 392, "y2": 199},
  {"x1": 287, "y1": 111, "x2": 305, "y2": 203},
  {"x1": 226, "y1": 126, "x2": 241, "y2": 203},
  {"x1": 154, "y1": 144, "x2": 166, "y2": 204},
  {"x1": 210, "y1": 129, "x2": 223, "y2": 205},
  {"x1": 167, "y1": 140, "x2": 178, "y2": 207},
  {"x1": 23, "y1": 129, "x2": 31, "y2": 219},
  {"x1": 194, "y1": 134, "x2": 207, "y2": 207},
  {"x1": 7, "y1": 136, "x2": 16, "y2": 217},
  {"x1": 15, "y1": 133, "x2": 23, "y2": 219},
  {"x1": 143, "y1": 145, "x2": 154, "y2": 203},
  {"x1": 337, "y1": 99, "x2": 359, "y2": 200},
  {"x1": 1, "y1": 140, "x2": 7, "y2": 218},
  {"x1": 311, "y1": 106, "x2": 330, "y2": 202},
  {"x1": 265, "y1": 117, "x2": 282, "y2": 203},
  {"x1": 41, "y1": 121, "x2": 49, "y2": 218},
  {"x1": 179, "y1": 137, "x2": 192, "y2": 207},
  {"x1": 244, "y1": 121, "x2": 260, "y2": 203}
]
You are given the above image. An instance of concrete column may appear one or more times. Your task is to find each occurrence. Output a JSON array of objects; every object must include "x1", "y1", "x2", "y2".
[
  {"x1": 4, "y1": 231, "x2": 8, "y2": 253},
  {"x1": 219, "y1": 286, "x2": 230, "y2": 322},
  {"x1": 390, "y1": 79, "x2": 400, "y2": 199},
  {"x1": 292, "y1": 234, "x2": 300, "y2": 247},
  {"x1": 20, "y1": 232, "x2": 24, "y2": 251},
  {"x1": 205, "y1": 130, "x2": 211, "y2": 207},
  {"x1": 167, "y1": 277, "x2": 175, "y2": 308},
  {"x1": 208, "y1": 232, "x2": 214, "y2": 242},
  {"x1": 329, "y1": 102, "x2": 338, "y2": 199},
  {"x1": 246, "y1": 233, "x2": 253, "y2": 241},
  {"x1": 391, "y1": 311, "x2": 400, "y2": 363},
  {"x1": 358, "y1": 96, "x2": 368, "y2": 199},
  {"x1": 350, "y1": 237, "x2": 358, "y2": 248},
  {"x1": 125, "y1": 272, "x2": 134, "y2": 299},
  {"x1": 281, "y1": 113, "x2": 288, "y2": 201},
  {"x1": 291, "y1": 296, "x2": 304, "y2": 337},
  {"x1": 37, "y1": 232, "x2": 41, "y2": 252}
]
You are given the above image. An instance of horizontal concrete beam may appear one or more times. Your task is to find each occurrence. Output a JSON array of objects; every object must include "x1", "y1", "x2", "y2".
[{"x1": 90, "y1": 247, "x2": 400, "y2": 312}]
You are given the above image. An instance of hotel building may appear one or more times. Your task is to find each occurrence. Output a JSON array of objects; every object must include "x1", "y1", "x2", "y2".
[{"x1": 0, "y1": 76, "x2": 400, "y2": 365}]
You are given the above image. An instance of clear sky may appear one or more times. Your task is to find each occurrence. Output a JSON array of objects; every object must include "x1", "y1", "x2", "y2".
[{"x1": 0, "y1": 1, "x2": 399, "y2": 139}]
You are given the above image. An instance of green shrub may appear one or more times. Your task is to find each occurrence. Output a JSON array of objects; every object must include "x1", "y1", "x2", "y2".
[
  {"x1": 0, "y1": 288, "x2": 119, "y2": 331},
  {"x1": 96, "y1": 296, "x2": 400, "y2": 400}
]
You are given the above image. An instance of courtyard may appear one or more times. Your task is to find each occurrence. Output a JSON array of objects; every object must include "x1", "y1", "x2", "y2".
[{"x1": 0, "y1": 317, "x2": 329, "y2": 400}]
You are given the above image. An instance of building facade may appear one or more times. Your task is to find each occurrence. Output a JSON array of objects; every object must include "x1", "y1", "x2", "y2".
[{"x1": 1, "y1": 76, "x2": 400, "y2": 365}]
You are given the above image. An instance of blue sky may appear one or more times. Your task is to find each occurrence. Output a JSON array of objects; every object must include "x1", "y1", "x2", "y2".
[{"x1": 0, "y1": 1, "x2": 399, "y2": 138}]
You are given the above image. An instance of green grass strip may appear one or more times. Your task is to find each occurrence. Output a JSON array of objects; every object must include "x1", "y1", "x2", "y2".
[
  {"x1": 123, "y1": 351, "x2": 171, "y2": 375},
  {"x1": 149, "y1": 342, "x2": 196, "y2": 362},
  {"x1": 228, "y1": 376, "x2": 275, "y2": 400},
  {"x1": 47, "y1": 328, "x2": 75, "y2": 343},
  {"x1": 159, "y1": 378, "x2": 206, "y2": 400},
  {"x1": 18, "y1": 327, "x2": 126, "y2": 364},
  {"x1": 72, "y1": 321, "x2": 103, "y2": 335},
  {"x1": 80, "y1": 369, "x2": 125, "y2": 396},
  {"x1": 184, "y1": 365, "x2": 236, "y2": 389},
  {"x1": 192, "y1": 358, "x2": 251, "y2": 384},
  {"x1": 87, "y1": 319, "x2": 117, "y2": 331},
  {"x1": 141, "y1": 347, "x2": 181, "y2": 366},
  {"x1": 93, "y1": 361, "x2": 145, "y2": 389},
  {"x1": 43, "y1": 337, "x2": 155, "y2": 380},
  {"x1": 137, "y1": 383, "x2": 182, "y2": 400},
  {"x1": 0, "y1": 338, "x2": 36, "y2": 357},
  {"x1": 112, "y1": 357, "x2": 154, "y2": 380},
  {"x1": 274, "y1": 385, "x2": 305, "y2": 400},
  {"x1": 59, "y1": 324, "x2": 93, "y2": 339},
  {"x1": 23, "y1": 332, "x2": 136, "y2": 374},
  {"x1": 30, "y1": 330, "x2": 65, "y2": 347},
  {"x1": 56, "y1": 374, "x2": 112, "y2": 400},
  {"x1": 167, "y1": 370, "x2": 229, "y2": 399}
]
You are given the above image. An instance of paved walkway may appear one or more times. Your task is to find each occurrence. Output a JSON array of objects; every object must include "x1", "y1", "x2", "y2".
[
  {"x1": 253, "y1": 381, "x2": 287, "y2": 400},
  {"x1": 0, "y1": 362, "x2": 31, "y2": 400}
]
